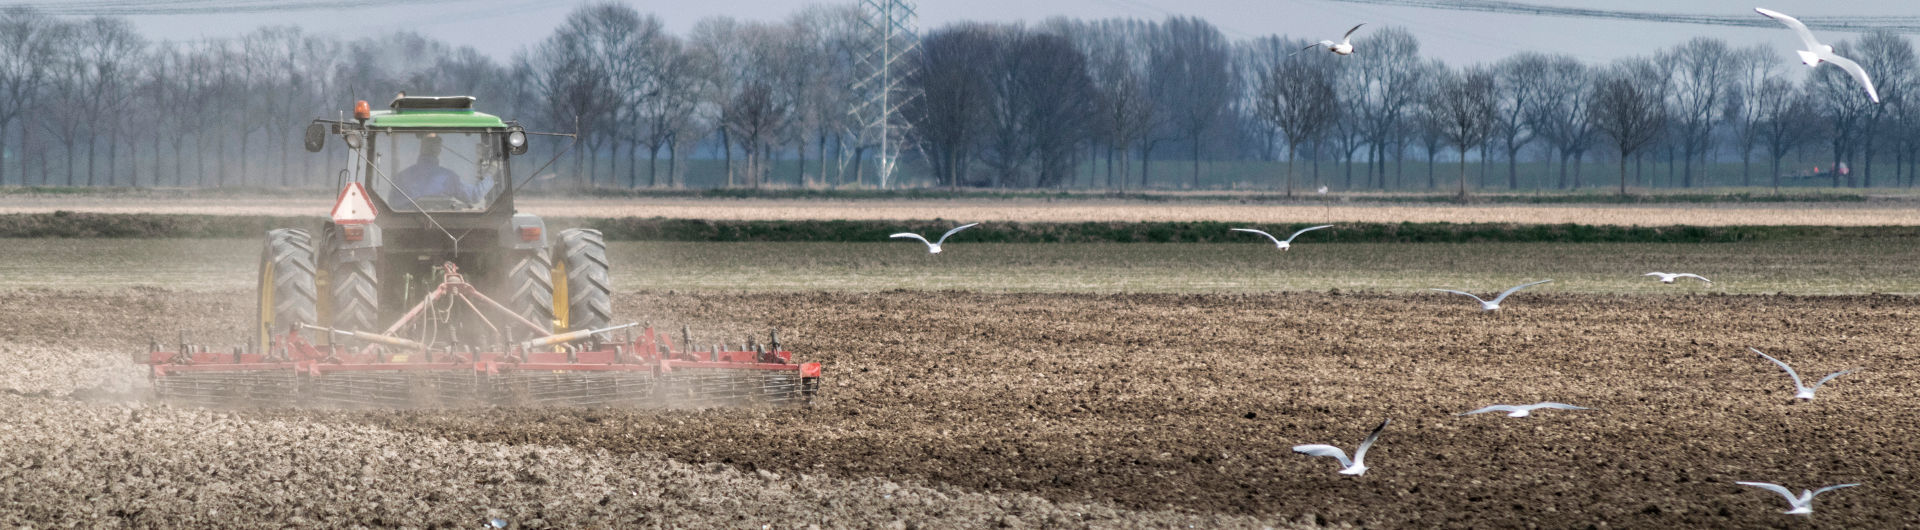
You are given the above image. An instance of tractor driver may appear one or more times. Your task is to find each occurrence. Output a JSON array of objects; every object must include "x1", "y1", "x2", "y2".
[{"x1": 393, "y1": 134, "x2": 477, "y2": 210}]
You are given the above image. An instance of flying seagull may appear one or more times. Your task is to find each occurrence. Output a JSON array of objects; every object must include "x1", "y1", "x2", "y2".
[
  {"x1": 1292, "y1": 418, "x2": 1389, "y2": 476},
  {"x1": 1645, "y1": 272, "x2": 1711, "y2": 284},
  {"x1": 1749, "y1": 348, "x2": 1860, "y2": 401},
  {"x1": 1736, "y1": 481, "x2": 1859, "y2": 515},
  {"x1": 1296, "y1": 24, "x2": 1366, "y2": 56},
  {"x1": 1755, "y1": 8, "x2": 1880, "y2": 103},
  {"x1": 1457, "y1": 402, "x2": 1589, "y2": 418},
  {"x1": 890, "y1": 223, "x2": 980, "y2": 254},
  {"x1": 1432, "y1": 280, "x2": 1553, "y2": 312},
  {"x1": 1230, "y1": 225, "x2": 1333, "y2": 251}
]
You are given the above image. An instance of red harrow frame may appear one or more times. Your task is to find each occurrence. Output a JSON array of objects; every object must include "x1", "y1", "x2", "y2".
[{"x1": 142, "y1": 264, "x2": 821, "y2": 408}]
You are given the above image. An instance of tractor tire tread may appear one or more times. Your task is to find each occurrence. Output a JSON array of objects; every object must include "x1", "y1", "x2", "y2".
[
  {"x1": 329, "y1": 258, "x2": 378, "y2": 333},
  {"x1": 260, "y1": 229, "x2": 318, "y2": 343},
  {"x1": 501, "y1": 248, "x2": 556, "y2": 338},
  {"x1": 556, "y1": 228, "x2": 613, "y2": 332}
]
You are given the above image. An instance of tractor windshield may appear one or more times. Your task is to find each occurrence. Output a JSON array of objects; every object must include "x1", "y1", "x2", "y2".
[{"x1": 374, "y1": 131, "x2": 506, "y2": 213}]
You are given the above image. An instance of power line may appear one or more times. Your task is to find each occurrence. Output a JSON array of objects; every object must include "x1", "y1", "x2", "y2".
[
  {"x1": 0, "y1": 0, "x2": 471, "y2": 16},
  {"x1": 1314, "y1": 0, "x2": 1920, "y2": 33}
]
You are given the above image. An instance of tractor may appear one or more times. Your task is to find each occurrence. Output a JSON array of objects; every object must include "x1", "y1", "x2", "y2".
[{"x1": 141, "y1": 95, "x2": 819, "y2": 407}]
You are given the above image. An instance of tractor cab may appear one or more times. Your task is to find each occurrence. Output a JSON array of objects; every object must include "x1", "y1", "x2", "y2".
[{"x1": 312, "y1": 95, "x2": 529, "y2": 217}]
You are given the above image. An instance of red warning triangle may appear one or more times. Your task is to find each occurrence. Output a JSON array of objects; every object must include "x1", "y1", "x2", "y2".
[{"x1": 330, "y1": 182, "x2": 378, "y2": 225}]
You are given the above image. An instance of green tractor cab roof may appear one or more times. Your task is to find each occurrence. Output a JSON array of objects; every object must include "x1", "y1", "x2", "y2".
[{"x1": 368, "y1": 95, "x2": 507, "y2": 128}]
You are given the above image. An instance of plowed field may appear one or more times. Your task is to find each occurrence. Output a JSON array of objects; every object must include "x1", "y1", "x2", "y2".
[{"x1": 2, "y1": 288, "x2": 1914, "y2": 527}]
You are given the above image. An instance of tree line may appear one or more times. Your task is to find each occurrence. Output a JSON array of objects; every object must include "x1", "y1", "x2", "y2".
[{"x1": 0, "y1": 3, "x2": 1913, "y2": 192}]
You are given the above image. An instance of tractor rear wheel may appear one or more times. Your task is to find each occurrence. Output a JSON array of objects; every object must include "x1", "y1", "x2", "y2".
[
  {"x1": 256, "y1": 229, "x2": 318, "y2": 354},
  {"x1": 327, "y1": 256, "x2": 379, "y2": 335},
  {"x1": 553, "y1": 228, "x2": 612, "y2": 334},
  {"x1": 318, "y1": 223, "x2": 379, "y2": 338},
  {"x1": 498, "y1": 248, "x2": 556, "y2": 340}
]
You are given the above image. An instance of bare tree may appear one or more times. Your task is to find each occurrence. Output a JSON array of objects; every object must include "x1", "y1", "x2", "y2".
[
  {"x1": 1491, "y1": 53, "x2": 1549, "y2": 189},
  {"x1": 36, "y1": 21, "x2": 86, "y2": 185},
  {"x1": 905, "y1": 25, "x2": 997, "y2": 188},
  {"x1": 1662, "y1": 37, "x2": 1737, "y2": 188},
  {"x1": 1591, "y1": 59, "x2": 1669, "y2": 195},
  {"x1": 1412, "y1": 65, "x2": 1446, "y2": 189},
  {"x1": 1850, "y1": 30, "x2": 1914, "y2": 188},
  {"x1": 1066, "y1": 19, "x2": 1155, "y2": 191},
  {"x1": 0, "y1": 8, "x2": 58, "y2": 185},
  {"x1": 787, "y1": 7, "x2": 862, "y2": 187},
  {"x1": 1754, "y1": 78, "x2": 1818, "y2": 191},
  {"x1": 1527, "y1": 55, "x2": 1598, "y2": 190},
  {"x1": 1428, "y1": 65, "x2": 1496, "y2": 198},
  {"x1": 1148, "y1": 17, "x2": 1234, "y2": 189},
  {"x1": 1351, "y1": 27, "x2": 1426, "y2": 190},
  {"x1": 1255, "y1": 43, "x2": 1338, "y2": 196},
  {"x1": 636, "y1": 35, "x2": 696, "y2": 187},
  {"x1": 1723, "y1": 45, "x2": 1778, "y2": 187},
  {"x1": 522, "y1": 8, "x2": 622, "y2": 186},
  {"x1": 721, "y1": 81, "x2": 788, "y2": 186}
]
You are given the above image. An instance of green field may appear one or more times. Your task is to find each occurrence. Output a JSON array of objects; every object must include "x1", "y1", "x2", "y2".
[{"x1": 4, "y1": 238, "x2": 1915, "y2": 295}]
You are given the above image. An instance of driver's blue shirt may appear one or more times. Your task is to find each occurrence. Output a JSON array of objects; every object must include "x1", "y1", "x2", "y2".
[{"x1": 393, "y1": 159, "x2": 475, "y2": 209}]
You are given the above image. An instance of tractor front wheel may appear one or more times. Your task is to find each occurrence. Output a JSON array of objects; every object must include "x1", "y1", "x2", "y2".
[{"x1": 256, "y1": 229, "x2": 318, "y2": 354}]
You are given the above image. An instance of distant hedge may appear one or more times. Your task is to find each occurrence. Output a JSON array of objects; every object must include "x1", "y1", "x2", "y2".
[{"x1": 0, "y1": 212, "x2": 1910, "y2": 244}]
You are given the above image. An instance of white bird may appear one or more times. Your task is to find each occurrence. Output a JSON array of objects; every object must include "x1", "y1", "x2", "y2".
[
  {"x1": 1755, "y1": 8, "x2": 1880, "y2": 103},
  {"x1": 1457, "y1": 402, "x2": 1589, "y2": 418},
  {"x1": 1292, "y1": 418, "x2": 1389, "y2": 476},
  {"x1": 1317, "y1": 185, "x2": 1329, "y2": 195},
  {"x1": 1230, "y1": 225, "x2": 1333, "y2": 251},
  {"x1": 1735, "y1": 481, "x2": 1859, "y2": 515},
  {"x1": 1645, "y1": 272, "x2": 1712, "y2": 284},
  {"x1": 1298, "y1": 23, "x2": 1365, "y2": 56},
  {"x1": 890, "y1": 223, "x2": 980, "y2": 254},
  {"x1": 1431, "y1": 280, "x2": 1553, "y2": 312},
  {"x1": 1749, "y1": 348, "x2": 1860, "y2": 400}
]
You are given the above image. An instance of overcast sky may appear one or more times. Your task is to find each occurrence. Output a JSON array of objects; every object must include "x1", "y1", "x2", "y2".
[{"x1": 109, "y1": 0, "x2": 1912, "y2": 65}]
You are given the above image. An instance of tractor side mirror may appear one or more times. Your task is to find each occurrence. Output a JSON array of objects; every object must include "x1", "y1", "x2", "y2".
[{"x1": 303, "y1": 123, "x2": 327, "y2": 152}]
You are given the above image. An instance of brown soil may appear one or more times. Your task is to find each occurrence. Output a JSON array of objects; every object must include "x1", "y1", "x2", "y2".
[{"x1": 4, "y1": 289, "x2": 1917, "y2": 527}]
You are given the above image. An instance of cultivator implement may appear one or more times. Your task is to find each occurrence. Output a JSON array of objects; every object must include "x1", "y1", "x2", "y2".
[
  {"x1": 143, "y1": 264, "x2": 821, "y2": 408},
  {"x1": 146, "y1": 325, "x2": 820, "y2": 408}
]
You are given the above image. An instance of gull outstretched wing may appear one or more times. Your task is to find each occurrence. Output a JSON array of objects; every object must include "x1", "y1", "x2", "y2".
[
  {"x1": 1811, "y1": 368, "x2": 1860, "y2": 390},
  {"x1": 1749, "y1": 348, "x2": 1806, "y2": 391},
  {"x1": 1342, "y1": 23, "x2": 1366, "y2": 41},
  {"x1": 1230, "y1": 228, "x2": 1284, "y2": 246},
  {"x1": 1351, "y1": 418, "x2": 1389, "y2": 464},
  {"x1": 1285, "y1": 225, "x2": 1335, "y2": 243},
  {"x1": 890, "y1": 232, "x2": 932, "y2": 249},
  {"x1": 1736, "y1": 481, "x2": 1802, "y2": 504},
  {"x1": 1755, "y1": 8, "x2": 1822, "y2": 52},
  {"x1": 1491, "y1": 280, "x2": 1552, "y2": 304},
  {"x1": 936, "y1": 223, "x2": 981, "y2": 244},
  {"x1": 1292, "y1": 444, "x2": 1353, "y2": 468},
  {"x1": 1822, "y1": 53, "x2": 1881, "y2": 103},
  {"x1": 1431, "y1": 289, "x2": 1488, "y2": 304}
]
